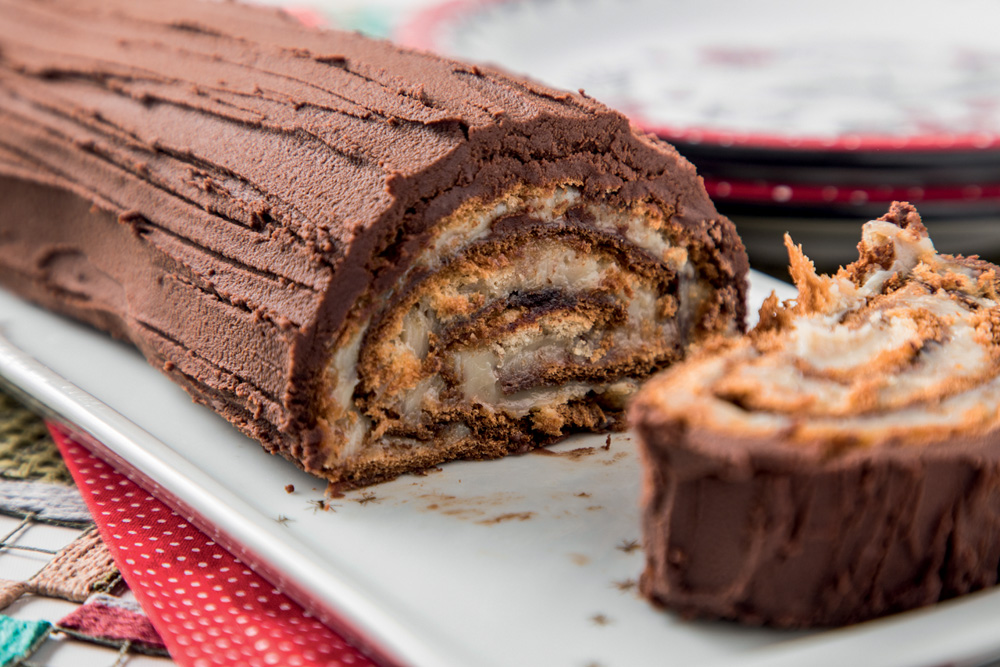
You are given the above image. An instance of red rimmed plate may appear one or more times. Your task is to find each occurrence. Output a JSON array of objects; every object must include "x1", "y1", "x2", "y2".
[{"x1": 398, "y1": 0, "x2": 1000, "y2": 154}]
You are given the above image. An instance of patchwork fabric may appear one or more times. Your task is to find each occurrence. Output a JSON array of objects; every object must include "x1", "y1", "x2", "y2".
[
  {"x1": 0, "y1": 615, "x2": 50, "y2": 667},
  {"x1": 0, "y1": 478, "x2": 91, "y2": 523},
  {"x1": 57, "y1": 593, "x2": 168, "y2": 656},
  {"x1": 29, "y1": 528, "x2": 119, "y2": 602},
  {"x1": 0, "y1": 391, "x2": 72, "y2": 485}
]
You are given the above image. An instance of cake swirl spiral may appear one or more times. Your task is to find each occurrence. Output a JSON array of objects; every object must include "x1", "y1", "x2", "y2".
[{"x1": 632, "y1": 202, "x2": 1000, "y2": 627}]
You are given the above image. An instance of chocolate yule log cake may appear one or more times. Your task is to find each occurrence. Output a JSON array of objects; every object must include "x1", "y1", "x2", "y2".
[
  {"x1": 631, "y1": 202, "x2": 1000, "y2": 627},
  {"x1": 0, "y1": 0, "x2": 747, "y2": 486}
]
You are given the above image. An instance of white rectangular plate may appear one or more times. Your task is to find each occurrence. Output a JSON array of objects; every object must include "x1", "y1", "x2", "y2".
[{"x1": 2, "y1": 271, "x2": 1000, "y2": 667}]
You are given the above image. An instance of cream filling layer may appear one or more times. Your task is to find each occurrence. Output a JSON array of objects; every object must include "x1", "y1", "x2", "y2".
[{"x1": 323, "y1": 184, "x2": 698, "y2": 463}]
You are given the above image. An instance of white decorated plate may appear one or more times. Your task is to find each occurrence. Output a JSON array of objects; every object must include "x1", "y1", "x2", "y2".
[
  {"x1": 399, "y1": 0, "x2": 1000, "y2": 152},
  {"x1": 5, "y1": 273, "x2": 1000, "y2": 667}
]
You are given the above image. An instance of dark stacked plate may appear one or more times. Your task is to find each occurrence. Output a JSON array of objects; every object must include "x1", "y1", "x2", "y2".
[
  {"x1": 400, "y1": 0, "x2": 1000, "y2": 273},
  {"x1": 672, "y1": 141, "x2": 1000, "y2": 273}
]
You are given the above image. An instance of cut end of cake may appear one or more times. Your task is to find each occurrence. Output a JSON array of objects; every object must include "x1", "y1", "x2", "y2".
[
  {"x1": 695, "y1": 201, "x2": 1000, "y2": 441},
  {"x1": 318, "y1": 183, "x2": 746, "y2": 486}
]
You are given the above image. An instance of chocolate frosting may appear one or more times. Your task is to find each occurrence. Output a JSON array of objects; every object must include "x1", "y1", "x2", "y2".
[
  {"x1": 634, "y1": 410, "x2": 1000, "y2": 626},
  {"x1": 0, "y1": 0, "x2": 746, "y2": 477}
]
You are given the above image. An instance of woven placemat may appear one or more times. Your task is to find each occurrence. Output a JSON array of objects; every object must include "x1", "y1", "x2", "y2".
[
  {"x1": 0, "y1": 615, "x2": 51, "y2": 666},
  {"x1": 0, "y1": 391, "x2": 72, "y2": 485},
  {"x1": 0, "y1": 389, "x2": 90, "y2": 523},
  {"x1": 29, "y1": 527, "x2": 120, "y2": 602}
]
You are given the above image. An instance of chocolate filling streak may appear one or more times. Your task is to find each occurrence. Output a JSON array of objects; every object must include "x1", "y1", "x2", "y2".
[
  {"x1": 0, "y1": 0, "x2": 748, "y2": 486},
  {"x1": 630, "y1": 202, "x2": 1000, "y2": 627}
]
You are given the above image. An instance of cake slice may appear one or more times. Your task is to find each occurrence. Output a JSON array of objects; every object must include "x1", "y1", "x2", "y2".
[
  {"x1": 0, "y1": 0, "x2": 747, "y2": 486},
  {"x1": 631, "y1": 202, "x2": 1000, "y2": 626}
]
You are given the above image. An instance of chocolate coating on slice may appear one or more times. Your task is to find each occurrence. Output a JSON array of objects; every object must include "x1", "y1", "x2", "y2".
[
  {"x1": 0, "y1": 0, "x2": 747, "y2": 485},
  {"x1": 631, "y1": 202, "x2": 1000, "y2": 627}
]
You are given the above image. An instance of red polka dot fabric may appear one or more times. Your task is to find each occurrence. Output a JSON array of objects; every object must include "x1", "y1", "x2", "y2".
[{"x1": 51, "y1": 427, "x2": 377, "y2": 667}]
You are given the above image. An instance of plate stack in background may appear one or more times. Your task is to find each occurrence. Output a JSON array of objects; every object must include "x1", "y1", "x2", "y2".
[
  {"x1": 399, "y1": 0, "x2": 1000, "y2": 274},
  {"x1": 670, "y1": 136, "x2": 1000, "y2": 275}
]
